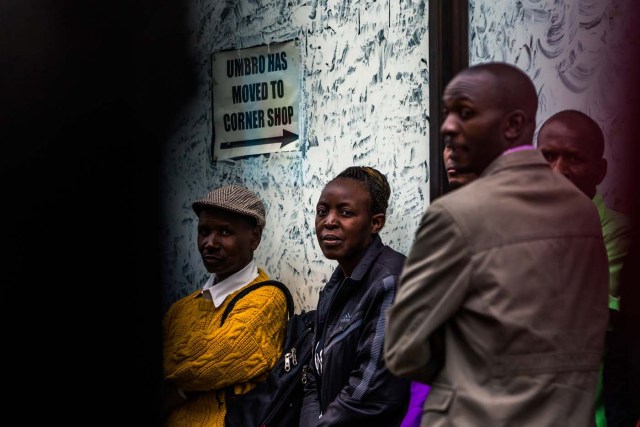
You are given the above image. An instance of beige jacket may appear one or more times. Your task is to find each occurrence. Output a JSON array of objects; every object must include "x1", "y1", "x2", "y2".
[{"x1": 384, "y1": 149, "x2": 609, "y2": 427}]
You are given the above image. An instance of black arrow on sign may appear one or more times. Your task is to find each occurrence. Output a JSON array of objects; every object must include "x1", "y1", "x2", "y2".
[{"x1": 220, "y1": 129, "x2": 299, "y2": 150}]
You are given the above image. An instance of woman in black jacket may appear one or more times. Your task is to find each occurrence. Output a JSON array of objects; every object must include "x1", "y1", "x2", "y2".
[{"x1": 300, "y1": 166, "x2": 410, "y2": 427}]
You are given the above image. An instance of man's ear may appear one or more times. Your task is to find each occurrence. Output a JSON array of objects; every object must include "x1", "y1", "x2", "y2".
[
  {"x1": 371, "y1": 213, "x2": 386, "y2": 235},
  {"x1": 595, "y1": 158, "x2": 607, "y2": 186},
  {"x1": 250, "y1": 226, "x2": 262, "y2": 251},
  {"x1": 504, "y1": 110, "x2": 526, "y2": 141}
]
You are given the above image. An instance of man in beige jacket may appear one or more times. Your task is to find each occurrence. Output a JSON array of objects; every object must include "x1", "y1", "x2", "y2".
[{"x1": 384, "y1": 62, "x2": 609, "y2": 426}]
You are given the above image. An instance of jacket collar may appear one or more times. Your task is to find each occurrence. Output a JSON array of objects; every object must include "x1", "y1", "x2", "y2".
[
  {"x1": 481, "y1": 146, "x2": 548, "y2": 178},
  {"x1": 328, "y1": 234, "x2": 385, "y2": 285}
]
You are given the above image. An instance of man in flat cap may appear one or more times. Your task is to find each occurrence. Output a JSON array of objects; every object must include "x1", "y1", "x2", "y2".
[{"x1": 162, "y1": 184, "x2": 288, "y2": 426}]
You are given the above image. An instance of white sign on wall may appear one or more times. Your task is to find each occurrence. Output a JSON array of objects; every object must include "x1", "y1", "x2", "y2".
[{"x1": 211, "y1": 40, "x2": 301, "y2": 161}]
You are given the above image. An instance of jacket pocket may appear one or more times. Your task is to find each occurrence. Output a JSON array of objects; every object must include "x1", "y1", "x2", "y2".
[{"x1": 423, "y1": 384, "x2": 455, "y2": 413}]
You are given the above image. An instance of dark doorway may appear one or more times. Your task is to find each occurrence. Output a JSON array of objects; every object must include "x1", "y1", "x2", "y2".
[{"x1": 429, "y1": 0, "x2": 469, "y2": 201}]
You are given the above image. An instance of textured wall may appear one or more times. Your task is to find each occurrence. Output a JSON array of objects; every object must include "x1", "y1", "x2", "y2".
[
  {"x1": 161, "y1": 0, "x2": 430, "y2": 312},
  {"x1": 470, "y1": 0, "x2": 639, "y2": 213},
  {"x1": 162, "y1": 0, "x2": 638, "y2": 313}
]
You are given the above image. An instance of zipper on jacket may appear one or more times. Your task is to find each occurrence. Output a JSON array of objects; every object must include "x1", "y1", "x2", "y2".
[{"x1": 316, "y1": 277, "x2": 347, "y2": 410}]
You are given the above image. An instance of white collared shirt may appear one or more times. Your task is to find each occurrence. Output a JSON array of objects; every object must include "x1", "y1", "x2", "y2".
[{"x1": 201, "y1": 259, "x2": 259, "y2": 307}]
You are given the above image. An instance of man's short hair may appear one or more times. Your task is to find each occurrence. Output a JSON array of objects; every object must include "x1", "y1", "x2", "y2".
[{"x1": 539, "y1": 109, "x2": 605, "y2": 158}]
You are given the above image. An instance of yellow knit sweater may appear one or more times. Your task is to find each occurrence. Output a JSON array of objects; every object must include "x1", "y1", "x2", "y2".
[{"x1": 163, "y1": 269, "x2": 288, "y2": 426}]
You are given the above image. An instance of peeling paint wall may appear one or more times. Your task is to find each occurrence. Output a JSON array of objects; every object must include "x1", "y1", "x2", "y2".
[
  {"x1": 470, "y1": 0, "x2": 639, "y2": 214},
  {"x1": 161, "y1": 0, "x2": 430, "y2": 312}
]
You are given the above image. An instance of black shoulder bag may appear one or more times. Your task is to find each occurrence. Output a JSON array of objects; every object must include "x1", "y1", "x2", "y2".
[{"x1": 222, "y1": 280, "x2": 316, "y2": 427}]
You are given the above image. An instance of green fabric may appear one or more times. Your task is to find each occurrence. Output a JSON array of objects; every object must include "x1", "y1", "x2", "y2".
[
  {"x1": 595, "y1": 362, "x2": 607, "y2": 427},
  {"x1": 592, "y1": 193, "x2": 633, "y2": 311},
  {"x1": 592, "y1": 194, "x2": 632, "y2": 427}
]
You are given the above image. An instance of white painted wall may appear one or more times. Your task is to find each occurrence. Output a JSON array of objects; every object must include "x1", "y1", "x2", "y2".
[
  {"x1": 161, "y1": 0, "x2": 637, "y2": 313},
  {"x1": 161, "y1": 0, "x2": 430, "y2": 312}
]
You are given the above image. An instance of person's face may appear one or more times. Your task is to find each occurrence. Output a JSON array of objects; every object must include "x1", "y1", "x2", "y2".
[
  {"x1": 441, "y1": 71, "x2": 506, "y2": 177},
  {"x1": 537, "y1": 120, "x2": 606, "y2": 199},
  {"x1": 443, "y1": 145, "x2": 478, "y2": 189},
  {"x1": 197, "y1": 208, "x2": 261, "y2": 282},
  {"x1": 315, "y1": 178, "x2": 384, "y2": 277}
]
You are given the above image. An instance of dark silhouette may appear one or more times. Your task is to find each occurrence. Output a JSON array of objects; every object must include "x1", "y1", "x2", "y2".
[{"x1": 2, "y1": 1, "x2": 197, "y2": 424}]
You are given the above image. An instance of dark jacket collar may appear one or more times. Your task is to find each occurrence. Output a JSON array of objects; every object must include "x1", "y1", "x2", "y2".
[{"x1": 328, "y1": 234, "x2": 385, "y2": 286}]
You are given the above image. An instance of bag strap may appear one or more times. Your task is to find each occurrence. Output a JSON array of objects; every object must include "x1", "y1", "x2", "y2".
[{"x1": 220, "y1": 279, "x2": 294, "y2": 326}]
